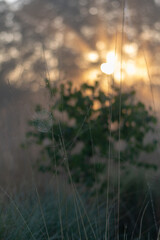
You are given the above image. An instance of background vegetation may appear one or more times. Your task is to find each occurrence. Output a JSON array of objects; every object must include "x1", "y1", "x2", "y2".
[
  {"x1": 1, "y1": 0, "x2": 160, "y2": 239},
  {"x1": 20, "y1": 79, "x2": 159, "y2": 239}
]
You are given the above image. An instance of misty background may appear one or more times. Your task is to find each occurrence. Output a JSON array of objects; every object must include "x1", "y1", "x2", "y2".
[{"x1": 1, "y1": 0, "x2": 160, "y2": 187}]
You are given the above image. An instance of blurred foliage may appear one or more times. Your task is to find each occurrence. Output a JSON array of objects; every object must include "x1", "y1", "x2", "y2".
[
  {"x1": 24, "y1": 79, "x2": 158, "y2": 192},
  {"x1": 1, "y1": 0, "x2": 159, "y2": 89}
]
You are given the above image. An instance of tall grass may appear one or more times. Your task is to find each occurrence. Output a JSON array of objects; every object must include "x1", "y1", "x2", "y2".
[
  {"x1": 1, "y1": 0, "x2": 160, "y2": 239},
  {"x1": 0, "y1": 187, "x2": 115, "y2": 240},
  {"x1": 0, "y1": 170, "x2": 159, "y2": 240}
]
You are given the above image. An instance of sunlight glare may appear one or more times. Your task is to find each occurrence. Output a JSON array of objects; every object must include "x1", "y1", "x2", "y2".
[
  {"x1": 87, "y1": 69, "x2": 100, "y2": 80},
  {"x1": 123, "y1": 43, "x2": 138, "y2": 57},
  {"x1": 86, "y1": 51, "x2": 99, "y2": 62},
  {"x1": 101, "y1": 62, "x2": 114, "y2": 75},
  {"x1": 101, "y1": 51, "x2": 116, "y2": 75},
  {"x1": 125, "y1": 60, "x2": 136, "y2": 76},
  {"x1": 106, "y1": 51, "x2": 116, "y2": 64},
  {"x1": 114, "y1": 71, "x2": 125, "y2": 82}
]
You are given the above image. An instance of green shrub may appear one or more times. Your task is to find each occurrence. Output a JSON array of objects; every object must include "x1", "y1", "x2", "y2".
[{"x1": 24, "y1": 79, "x2": 158, "y2": 192}]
